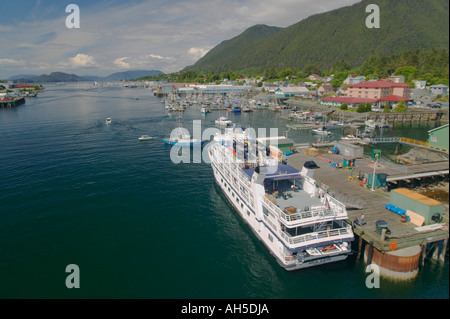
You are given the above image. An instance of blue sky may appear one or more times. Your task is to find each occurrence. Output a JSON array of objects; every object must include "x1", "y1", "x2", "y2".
[{"x1": 0, "y1": 0, "x2": 361, "y2": 79}]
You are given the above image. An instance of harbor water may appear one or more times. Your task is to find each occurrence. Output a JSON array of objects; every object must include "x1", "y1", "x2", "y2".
[{"x1": 0, "y1": 84, "x2": 448, "y2": 299}]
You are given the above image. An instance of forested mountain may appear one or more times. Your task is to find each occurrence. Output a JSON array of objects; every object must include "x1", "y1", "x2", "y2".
[{"x1": 186, "y1": 0, "x2": 449, "y2": 73}]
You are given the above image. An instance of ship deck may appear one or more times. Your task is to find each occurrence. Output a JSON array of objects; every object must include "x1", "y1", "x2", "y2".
[{"x1": 265, "y1": 179, "x2": 322, "y2": 215}]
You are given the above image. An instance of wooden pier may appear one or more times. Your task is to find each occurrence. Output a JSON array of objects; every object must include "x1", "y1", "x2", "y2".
[
  {"x1": 286, "y1": 99, "x2": 447, "y2": 124},
  {"x1": 0, "y1": 97, "x2": 26, "y2": 108},
  {"x1": 287, "y1": 149, "x2": 448, "y2": 277}
]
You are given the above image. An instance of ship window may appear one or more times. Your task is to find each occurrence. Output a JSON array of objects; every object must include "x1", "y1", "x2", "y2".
[
  {"x1": 246, "y1": 210, "x2": 250, "y2": 216},
  {"x1": 268, "y1": 234, "x2": 273, "y2": 242}
]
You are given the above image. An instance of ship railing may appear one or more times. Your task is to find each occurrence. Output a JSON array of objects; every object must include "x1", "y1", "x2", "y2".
[
  {"x1": 279, "y1": 225, "x2": 353, "y2": 249},
  {"x1": 326, "y1": 196, "x2": 347, "y2": 215},
  {"x1": 229, "y1": 170, "x2": 252, "y2": 191},
  {"x1": 278, "y1": 248, "x2": 298, "y2": 265},
  {"x1": 262, "y1": 195, "x2": 347, "y2": 226}
]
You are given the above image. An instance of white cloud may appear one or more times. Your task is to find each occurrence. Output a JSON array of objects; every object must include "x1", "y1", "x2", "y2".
[
  {"x1": 0, "y1": 0, "x2": 362, "y2": 78},
  {"x1": 69, "y1": 54, "x2": 97, "y2": 68},
  {"x1": 112, "y1": 54, "x2": 175, "y2": 70},
  {"x1": 0, "y1": 58, "x2": 25, "y2": 66},
  {"x1": 188, "y1": 48, "x2": 210, "y2": 60},
  {"x1": 114, "y1": 57, "x2": 131, "y2": 69}
]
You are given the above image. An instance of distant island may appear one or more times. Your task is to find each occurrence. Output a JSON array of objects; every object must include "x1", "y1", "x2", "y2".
[{"x1": 6, "y1": 70, "x2": 164, "y2": 83}]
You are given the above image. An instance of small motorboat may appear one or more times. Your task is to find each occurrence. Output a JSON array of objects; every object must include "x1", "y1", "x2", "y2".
[
  {"x1": 106, "y1": 118, "x2": 112, "y2": 124},
  {"x1": 215, "y1": 116, "x2": 232, "y2": 126},
  {"x1": 312, "y1": 127, "x2": 331, "y2": 135},
  {"x1": 138, "y1": 135, "x2": 153, "y2": 141},
  {"x1": 164, "y1": 118, "x2": 206, "y2": 146}
]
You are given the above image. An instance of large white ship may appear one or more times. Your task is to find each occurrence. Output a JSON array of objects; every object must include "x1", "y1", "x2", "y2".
[{"x1": 209, "y1": 128, "x2": 354, "y2": 271}]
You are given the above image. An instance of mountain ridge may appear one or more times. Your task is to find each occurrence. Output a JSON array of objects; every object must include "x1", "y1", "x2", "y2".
[
  {"x1": 186, "y1": 0, "x2": 449, "y2": 73},
  {"x1": 7, "y1": 70, "x2": 164, "y2": 83}
]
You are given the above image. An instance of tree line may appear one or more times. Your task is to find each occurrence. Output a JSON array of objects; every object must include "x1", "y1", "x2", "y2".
[{"x1": 137, "y1": 49, "x2": 449, "y2": 88}]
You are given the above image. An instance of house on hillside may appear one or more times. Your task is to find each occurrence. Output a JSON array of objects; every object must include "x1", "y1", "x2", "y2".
[
  {"x1": 343, "y1": 74, "x2": 365, "y2": 85},
  {"x1": 388, "y1": 75, "x2": 405, "y2": 83},
  {"x1": 414, "y1": 81, "x2": 427, "y2": 89},
  {"x1": 318, "y1": 83, "x2": 335, "y2": 96},
  {"x1": 429, "y1": 84, "x2": 448, "y2": 96},
  {"x1": 308, "y1": 74, "x2": 322, "y2": 81}
]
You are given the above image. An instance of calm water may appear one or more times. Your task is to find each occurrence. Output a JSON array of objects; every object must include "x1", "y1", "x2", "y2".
[{"x1": 0, "y1": 83, "x2": 448, "y2": 299}]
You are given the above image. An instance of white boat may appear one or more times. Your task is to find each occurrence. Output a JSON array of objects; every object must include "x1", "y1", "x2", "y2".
[
  {"x1": 138, "y1": 135, "x2": 153, "y2": 141},
  {"x1": 215, "y1": 116, "x2": 232, "y2": 126},
  {"x1": 341, "y1": 135, "x2": 360, "y2": 142},
  {"x1": 208, "y1": 128, "x2": 354, "y2": 271},
  {"x1": 312, "y1": 127, "x2": 331, "y2": 135},
  {"x1": 105, "y1": 118, "x2": 112, "y2": 124},
  {"x1": 200, "y1": 106, "x2": 211, "y2": 114},
  {"x1": 163, "y1": 119, "x2": 206, "y2": 147},
  {"x1": 365, "y1": 119, "x2": 378, "y2": 129}
]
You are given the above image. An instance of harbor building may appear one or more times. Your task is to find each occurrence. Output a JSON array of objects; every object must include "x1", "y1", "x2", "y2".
[
  {"x1": 275, "y1": 86, "x2": 309, "y2": 99},
  {"x1": 389, "y1": 188, "x2": 444, "y2": 225},
  {"x1": 427, "y1": 124, "x2": 449, "y2": 151}
]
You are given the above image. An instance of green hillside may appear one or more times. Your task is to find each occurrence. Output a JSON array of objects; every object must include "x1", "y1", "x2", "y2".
[
  {"x1": 186, "y1": 0, "x2": 449, "y2": 73},
  {"x1": 184, "y1": 24, "x2": 282, "y2": 73}
]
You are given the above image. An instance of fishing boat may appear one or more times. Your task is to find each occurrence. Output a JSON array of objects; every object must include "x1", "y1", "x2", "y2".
[
  {"x1": 241, "y1": 105, "x2": 253, "y2": 112},
  {"x1": 228, "y1": 105, "x2": 242, "y2": 113},
  {"x1": 200, "y1": 106, "x2": 211, "y2": 114},
  {"x1": 208, "y1": 128, "x2": 354, "y2": 271},
  {"x1": 105, "y1": 118, "x2": 112, "y2": 124},
  {"x1": 138, "y1": 135, "x2": 153, "y2": 141}
]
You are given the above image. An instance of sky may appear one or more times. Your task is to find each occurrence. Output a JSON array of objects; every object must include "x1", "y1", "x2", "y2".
[{"x1": 0, "y1": 0, "x2": 361, "y2": 79}]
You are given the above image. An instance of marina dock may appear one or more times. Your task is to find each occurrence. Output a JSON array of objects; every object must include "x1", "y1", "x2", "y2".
[
  {"x1": 287, "y1": 149, "x2": 449, "y2": 278},
  {"x1": 0, "y1": 97, "x2": 26, "y2": 108}
]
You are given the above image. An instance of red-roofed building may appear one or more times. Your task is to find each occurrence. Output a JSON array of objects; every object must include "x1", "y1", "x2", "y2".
[
  {"x1": 347, "y1": 79, "x2": 411, "y2": 100},
  {"x1": 320, "y1": 96, "x2": 376, "y2": 108},
  {"x1": 376, "y1": 95, "x2": 411, "y2": 102}
]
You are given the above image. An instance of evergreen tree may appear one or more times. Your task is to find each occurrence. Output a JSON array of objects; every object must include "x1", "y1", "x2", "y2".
[{"x1": 394, "y1": 100, "x2": 407, "y2": 112}]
